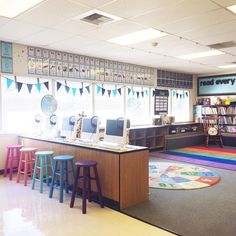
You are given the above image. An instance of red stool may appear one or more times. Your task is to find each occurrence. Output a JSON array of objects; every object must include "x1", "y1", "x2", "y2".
[
  {"x1": 16, "y1": 148, "x2": 37, "y2": 186},
  {"x1": 4, "y1": 144, "x2": 22, "y2": 180}
]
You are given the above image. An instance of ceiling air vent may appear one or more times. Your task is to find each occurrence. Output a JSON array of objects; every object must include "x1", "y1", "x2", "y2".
[
  {"x1": 73, "y1": 9, "x2": 122, "y2": 26},
  {"x1": 208, "y1": 41, "x2": 236, "y2": 49}
]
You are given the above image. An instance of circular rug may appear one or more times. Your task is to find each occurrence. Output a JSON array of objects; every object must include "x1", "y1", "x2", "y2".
[{"x1": 149, "y1": 162, "x2": 221, "y2": 190}]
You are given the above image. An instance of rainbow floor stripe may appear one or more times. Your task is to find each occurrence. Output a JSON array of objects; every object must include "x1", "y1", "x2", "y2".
[{"x1": 152, "y1": 146, "x2": 236, "y2": 171}]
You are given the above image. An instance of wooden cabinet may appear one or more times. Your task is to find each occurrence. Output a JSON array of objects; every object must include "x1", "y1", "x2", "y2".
[
  {"x1": 129, "y1": 125, "x2": 167, "y2": 149},
  {"x1": 129, "y1": 123, "x2": 203, "y2": 150}
]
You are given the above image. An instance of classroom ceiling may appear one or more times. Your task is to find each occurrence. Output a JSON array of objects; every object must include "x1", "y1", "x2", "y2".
[{"x1": 1, "y1": 0, "x2": 236, "y2": 75}]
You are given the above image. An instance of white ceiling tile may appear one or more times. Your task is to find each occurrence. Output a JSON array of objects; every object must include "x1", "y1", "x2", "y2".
[
  {"x1": 16, "y1": 0, "x2": 91, "y2": 27},
  {"x1": 52, "y1": 19, "x2": 98, "y2": 35},
  {"x1": 83, "y1": 20, "x2": 145, "y2": 40},
  {"x1": 190, "y1": 54, "x2": 236, "y2": 65},
  {"x1": 131, "y1": 0, "x2": 220, "y2": 29},
  {"x1": 18, "y1": 29, "x2": 75, "y2": 47},
  {"x1": 68, "y1": 0, "x2": 115, "y2": 8},
  {"x1": 0, "y1": 20, "x2": 44, "y2": 42},
  {"x1": 0, "y1": 16, "x2": 10, "y2": 27},
  {"x1": 193, "y1": 30, "x2": 236, "y2": 45},
  {"x1": 180, "y1": 20, "x2": 236, "y2": 40},
  {"x1": 159, "y1": 9, "x2": 235, "y2": 35},
  {"x1": 212, "y1": 0, "x2": 236, "y2": 7},
  {"x1": 99, "y1": 0, "x2": 183, "y2": 19}
]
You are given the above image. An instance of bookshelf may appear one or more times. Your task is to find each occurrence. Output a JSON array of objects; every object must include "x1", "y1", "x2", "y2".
[{"x1": 196, "y1": 105, "x2": 236, "y2": 133}]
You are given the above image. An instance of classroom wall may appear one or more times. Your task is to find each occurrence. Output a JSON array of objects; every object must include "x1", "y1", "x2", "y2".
[{"x1": 0, "y1": 134, "x2": 18, "y2": 170}]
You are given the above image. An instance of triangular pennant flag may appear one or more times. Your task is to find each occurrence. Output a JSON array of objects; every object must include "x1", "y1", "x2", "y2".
[
  {"x1": 102, "y1": 88, "x2": 106, "y2": 96},
  {"x1": 97, "y1": 85, "x2": 101, "y2": 94},
  {"x1": 27, "y1": 84, "x2": 33, "y2": 94},
  {"x1": 17, "y1": 82, "x2": 23, "y2": 92},
  {"x1": 173, "y1": 90, "x2": 176, "y2": 97},
  {"x1": 128, "y1": 88, "x2": 131, "y2": 95},
  {"x1": 57, "y1": 82, "x2": 62, "y2": 91},
  {"x1": 79, "y1": 88, "x2": 83, "y2": 95},
  {"x1": 6, "y1": 78, "x2": 14, "y2": 89},
  {"x1": 107, "y1": 90, "x2": 111, "y2": 97},
  {"x1": 85, "y1": 85, "x2": 90, "y2": 94},
  {"x1": 72, "y1": 88, "x2": 77, "y2": 96},
  {"x1": 65, "y1": 85, "x2": 70, "y2": 94},
  {"x1": 44, "y1": 81, "x2": 49, "y2": 90},
  {"x1": 176, "y1": 93, "x2": 179, "y2": 98},
  {"x1": 117, "y1": 88, "x2": 122, "y2": 95},
  {"x1": 112, "y1": 89, "x2": 117, "y2": 96},
  {"x1": 141, "y1": 91, "x2": 144, "y2": 97},
  {"x1": 152, "y1": 90, "x2": 155, "y2": 97},
  {"x1": 180, "y1": 94, "x2": 182, "y2": 99},
  {"x1": 137, "y1": 91, "x2": 140, "y2": 98},
  {"x1": 132, "y1": 90, "x2": 136, "y2": 96},
  {"x1": 36, "y1": 83, "x2": 41, "y2": 92},
  {"x1": 145, "y1": 90, "x2": 148, "y2": 95},
  {"x1": 185, "y1": 92, "x2": 188, "y2": 97}
]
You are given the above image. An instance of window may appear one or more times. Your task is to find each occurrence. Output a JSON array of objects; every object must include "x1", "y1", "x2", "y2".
[
  {"x1": 126, "y1": 87, "x2": 150, "y2": 125},
  {"x1": 2, "y1": 76, "x2": 51, "y2": 133},
  {"x1": 55, "y1": 81, "x2": 92, "y2": 118},
  {"x1": 171, "y1": 90, "x2": 190, "y2": 122},
  {"x1": 94, "y1": 84, "x2": 124, "y2": 126}
]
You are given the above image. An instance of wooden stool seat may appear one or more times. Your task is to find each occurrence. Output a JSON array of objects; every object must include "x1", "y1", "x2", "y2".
[{"x1": 70, "y1": 160, "x2": 103, "y2": 214}]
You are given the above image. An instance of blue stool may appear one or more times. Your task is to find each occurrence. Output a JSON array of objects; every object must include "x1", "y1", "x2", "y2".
[
  {"x1": 49, "y1": 155, "x2": 75, "y2": 203},
  {"x1": 32, "y1": 151, "x2": 54, "y2": 193}
]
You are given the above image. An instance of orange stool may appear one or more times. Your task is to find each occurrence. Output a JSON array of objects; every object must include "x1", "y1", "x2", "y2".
[
  {"x1": 4, "y1": 144, "x2": 22, "y2": 180},
  {"x1": 16, "y1": 148, "x2": 37, "y2": 186}
]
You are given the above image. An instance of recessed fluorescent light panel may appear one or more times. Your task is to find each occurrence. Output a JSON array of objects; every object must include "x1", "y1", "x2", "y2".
[
  {"x1": 177, "y1": 50, "x2": 224, "y2": 60},
  {"x1": 107, "y1": 28, "x2": 168, "y2": 45},
  {"x1": 227, "y1": 4, "x2": 236, "y2": 14},
  {"x1": 73, "y1": 9, "x2": 122, "y2": 26},
  {"x1": 0, "y1": 0, "x2": 44, "y2": 18},
  {"x1": 218, "y1": 64, "x2": 236, "y2": 69}
]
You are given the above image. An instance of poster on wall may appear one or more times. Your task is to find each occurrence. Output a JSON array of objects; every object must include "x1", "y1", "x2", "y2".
[
  {"x1": 49, "y1": 60, "x2": 56, "y2": 76},
  {"x1": 154, "y1": 89, "x2": 169, "y2": 115},
  {"x1": 57, "y1": 61, "x2": 63, "y2": 77},
  {"x1": 62, "y1": 62, "x2": 68, "y2": 77},
  {"x1": 28, "y1": 57, "x2": 36, "y2": 74},
  {"x1": 74, "y1": 64, "x2": 79, "y2": 78},
  {"x1": 198, "y1": 74, "x2": 236, "y2": 96},
  {"x1": 1, "y1": 57, "x2": 13, "y2": 73},
  {"x1": 35, "y1": 58, "x2": 43, "y2": 74},
  {"x1": 1, "y1": 42, "x2": 12, "y2": 57},
  {"x1": 42, "y1": 58, "x2": 49, "y2": 75},
  {"x1": 68, "y1": 63, "x2": 74, "y2": 78},
  {"x1": 28, "y1": 47, "x2": 35, "y2": 57},
  {"x1": 42, "y1": 49, "x2": 49, "y2": 58},
  {"x1": 35, "y1": 48, "x2": 42, "y2": 58}
]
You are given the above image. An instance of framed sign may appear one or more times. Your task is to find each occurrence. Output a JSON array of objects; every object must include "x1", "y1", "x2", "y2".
[
  {"x1": 1, "y1": 42, "x2": 12, "y2": 57},
  {"x1": 198, "y1": 74, "x2": 236, "y2": 96},
  {"x1": 154, "y1": 89, "x2": 169, "y2": 115}
]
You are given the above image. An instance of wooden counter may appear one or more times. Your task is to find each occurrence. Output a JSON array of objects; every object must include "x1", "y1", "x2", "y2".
[{"x1": 19, "y1": 135, "x2": 149, "y2": 210}]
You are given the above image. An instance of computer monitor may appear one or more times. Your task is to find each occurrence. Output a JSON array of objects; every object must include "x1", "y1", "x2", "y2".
[
  {"x1": 60, "y1": 116, "x2": 77, "y2": 138},
  {"x1": 42, "y1": 114, "x2": 58, "y2": 137},
  {"x1": 80, "y1": 116, "x2": 100, "y2": 142},
  {"x1": 104, "y1": 118, "x2": 130, "y2": 145}
]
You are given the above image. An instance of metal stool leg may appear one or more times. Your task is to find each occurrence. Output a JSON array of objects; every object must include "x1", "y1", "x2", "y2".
[{"x1": 49, "y1": 160, "x2": 58, "y2": 199}]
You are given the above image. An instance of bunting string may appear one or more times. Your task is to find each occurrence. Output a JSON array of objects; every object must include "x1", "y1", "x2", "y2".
[{"x1": 5, "y1": 77, "x2": 49, "y2": 93}]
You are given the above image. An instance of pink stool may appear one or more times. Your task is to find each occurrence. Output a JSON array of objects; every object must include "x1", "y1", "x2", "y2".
[
  {"x1": 4, "y1": 144, "x2": 22, "y2": 180},
  {"x1": 16, "y1": 148, "x2": 37, "y2": 186}
]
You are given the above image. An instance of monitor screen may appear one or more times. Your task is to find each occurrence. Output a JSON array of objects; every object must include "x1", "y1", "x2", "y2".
[
  {"x1": 82, "y1": 117, "x2": 98, "y2": 133},
  {"x1": 105, "y1": 119, "x2": 124, "y2": 136}
]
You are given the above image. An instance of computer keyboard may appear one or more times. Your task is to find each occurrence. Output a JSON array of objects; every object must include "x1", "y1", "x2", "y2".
[
  {"x1": 75, "y1": 139, "x2": 94, "y2": 144},
  {"x1": 96, "y1": 142, "x2": 122, "y2": 150}
]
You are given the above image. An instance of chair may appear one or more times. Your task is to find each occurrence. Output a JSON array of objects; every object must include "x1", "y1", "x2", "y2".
[{"x1": 202, "y1": 116, "x2": 223, "y2": 147}]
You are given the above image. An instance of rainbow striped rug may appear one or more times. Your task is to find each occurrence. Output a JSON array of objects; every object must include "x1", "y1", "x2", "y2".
[{"x1": 151, "y1": 146, "x2": 236, "y2": 171}]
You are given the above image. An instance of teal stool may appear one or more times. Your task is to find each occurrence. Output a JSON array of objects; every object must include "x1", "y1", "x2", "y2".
[
  {"x1": 49, "y1": 155, "x2": 75, "y2": 203},
  {"x1": 32, "y1": 151, "x2": 54, "y2": 193}
]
